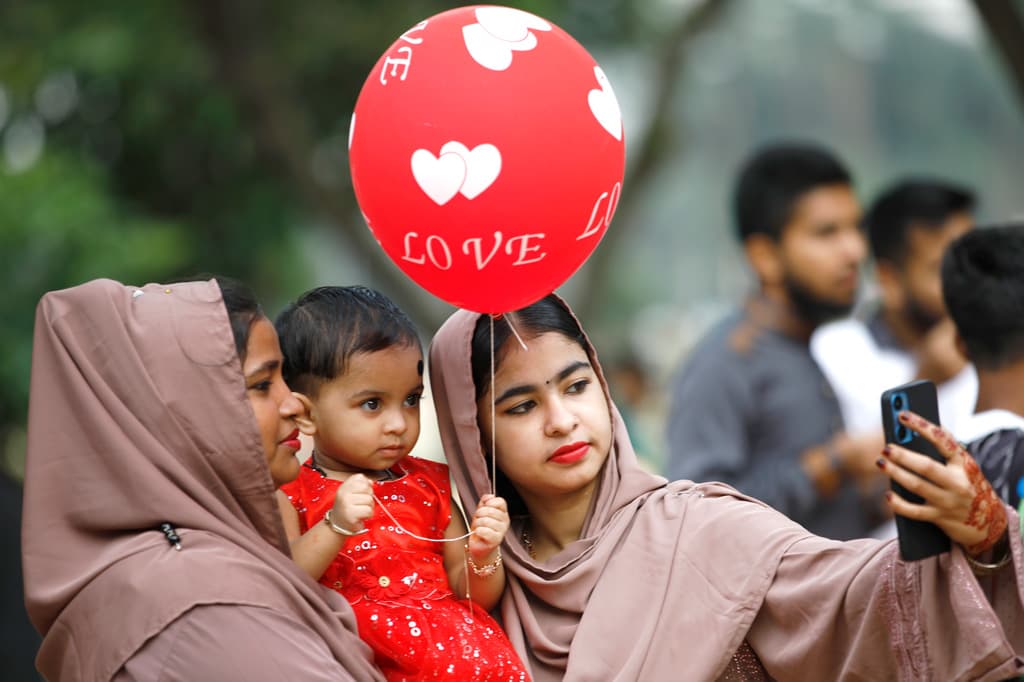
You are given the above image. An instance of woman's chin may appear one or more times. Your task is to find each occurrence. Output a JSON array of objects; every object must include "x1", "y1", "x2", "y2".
[{"x1": 271, "y1": 458, "x2": 302, "y2": 488}]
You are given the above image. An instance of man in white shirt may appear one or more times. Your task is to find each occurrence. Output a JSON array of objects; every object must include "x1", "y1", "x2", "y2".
[{"x1": 812, "y1": 179, "x2": 977, "y2": 439}]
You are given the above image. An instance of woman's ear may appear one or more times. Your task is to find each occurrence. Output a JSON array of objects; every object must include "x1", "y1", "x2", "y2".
[
  {"x1": 292, "y1": 392, "x2": 317, "y2": 436},
  {"x1": 743, "y1": 234, "x2": 783, "y2": 286}
]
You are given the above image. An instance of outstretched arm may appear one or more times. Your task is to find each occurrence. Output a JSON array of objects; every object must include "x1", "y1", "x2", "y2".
[{"x1": 747, "y1": 412, "x2": 1020, "y2": 680}]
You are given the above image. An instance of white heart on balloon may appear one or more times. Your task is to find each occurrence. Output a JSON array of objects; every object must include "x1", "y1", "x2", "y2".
[
  {"x1": 462, "y1": 7, "x2": 550, "y2": 71},
  {"x1": 588, "y1": 66, "x2": 622, "y2": 141},
  {"x1": 475, "y1": 6, "x2": 551, "y2": 43},
  {"x1": 440, "y1": 142, "x2": 502, "y2": 199},
  {"x1": 463, "y1": 24, "x2": 515, "y2": 71},
  {"x1": 410, "y1": 150, "x2": 467, "y2": 205},
  {"x1": 506, "y1": 32, "x2": 538, "y2": 53}
]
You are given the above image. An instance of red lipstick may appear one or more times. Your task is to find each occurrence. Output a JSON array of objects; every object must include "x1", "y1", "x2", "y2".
[
  {"x1": 279, "y1": 429, "x2": 301, "y2": 451},
  {"x1": 549, "y1": 441, "x2": 588, "y2": 464}
]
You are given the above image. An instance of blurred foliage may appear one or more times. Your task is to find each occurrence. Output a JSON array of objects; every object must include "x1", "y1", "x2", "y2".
[
  {"x1": 1, "y1": 0, "x2": 1023, "y2": 481},
  {"x1": 0, "y1": 152, "x2": 188, "y2": 470},
  {"x1": 0, "y1": 0, "x2": 652, "y2": 477}
]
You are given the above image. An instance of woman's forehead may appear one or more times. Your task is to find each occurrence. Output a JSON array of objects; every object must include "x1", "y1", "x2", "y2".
[
  {"x1": 242, "y1": 318, "x2": 281, "y2": 374},
  {"x1": 494, "y1": 332, "x2": 589, "y2": 382}
]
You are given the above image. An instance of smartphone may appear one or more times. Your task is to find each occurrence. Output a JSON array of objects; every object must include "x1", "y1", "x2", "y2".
[{"x1": 880, "y1": 380, "x2": 951, "y2": 561}]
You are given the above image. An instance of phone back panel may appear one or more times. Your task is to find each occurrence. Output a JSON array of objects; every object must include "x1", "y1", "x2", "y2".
[{"x1": 880, "y1": 380, "x2": 951, "y2": 561}]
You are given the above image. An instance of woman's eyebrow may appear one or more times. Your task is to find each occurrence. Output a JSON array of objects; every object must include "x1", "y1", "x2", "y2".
[
  {"x1": 244, "y1": 359, "x2": 280, "y2": 380},
  {"x1": 493, "y1": 360, "x2": 591, "y2": 405},
  {"x1": 555, "y1": 360, "x2": 590, "y2": 383}
]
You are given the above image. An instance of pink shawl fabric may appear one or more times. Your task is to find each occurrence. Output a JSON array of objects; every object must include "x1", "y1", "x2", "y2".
[
  {"x1": 428, "y1": 299, "x2": 1024, "y2": 681},
  {"x1": 23, "y1": 279, "x2": 382, "y2": 681}
]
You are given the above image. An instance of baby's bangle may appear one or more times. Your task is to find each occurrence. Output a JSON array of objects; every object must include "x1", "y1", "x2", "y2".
[
  {"x1": 466, "y1": 546, "x2": 502, "y2": 577},
  {"x1": 324, "y1": 509, "x2": 369, "y2": 537}
]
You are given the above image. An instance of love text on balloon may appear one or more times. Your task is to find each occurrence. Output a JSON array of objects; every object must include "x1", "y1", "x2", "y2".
[
  {"x1": 401, "y1": 231, "x2": 548, "y2": 271},
  {"x1": 380, "y1": 21, "x2": 429, "y2": 85}
]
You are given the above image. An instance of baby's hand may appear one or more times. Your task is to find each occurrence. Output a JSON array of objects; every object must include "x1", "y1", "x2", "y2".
[
  {"x1": 332, "y1": 474, "x2": 375, "y2": 533},
  {"x1": 468, "y1": 494, "x2": 509, "y2": 560}
]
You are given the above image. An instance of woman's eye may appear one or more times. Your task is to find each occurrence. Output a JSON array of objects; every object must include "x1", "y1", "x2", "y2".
[
  {"x1": 249, "y1": 381, "x2": 272, "y2": 393},
  {"x1": 506, "y1": 400, "x2": 535, "y2": 415},
  {"x1": 361, "y1": 398, "x2": 381, "y2": 411},
  {"x1": 566, "y1": 379, "x2": 590, "y2": 394}
]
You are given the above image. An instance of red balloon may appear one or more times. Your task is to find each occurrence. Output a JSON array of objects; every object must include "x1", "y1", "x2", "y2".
[{"x1": 349, "y1": 5, "x2": 626, "y2": 313}]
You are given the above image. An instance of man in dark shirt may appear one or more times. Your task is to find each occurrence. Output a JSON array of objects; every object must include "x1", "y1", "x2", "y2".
[{"x1": 665, "y1": 142, "x2": 886, "y2": 540}]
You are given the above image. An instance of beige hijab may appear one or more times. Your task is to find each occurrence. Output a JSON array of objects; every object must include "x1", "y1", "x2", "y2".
[
  {"x1": 429, "y1": 298, "x2": 1024, "y2": 681},
  {"x1": 23, "y1": 279, "x2": 381, "y2": 681},
  {"x1": 428, "y1": 299, "x2": 806, "y2": 680}
]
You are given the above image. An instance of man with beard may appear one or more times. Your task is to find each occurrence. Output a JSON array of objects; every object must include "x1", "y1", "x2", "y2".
[
  {"x1": 665, "y1": 143, "x2": 886, "y2": 539},
  {"x1": 811, "y1": 179, "x2": 977, "y2": 439}
]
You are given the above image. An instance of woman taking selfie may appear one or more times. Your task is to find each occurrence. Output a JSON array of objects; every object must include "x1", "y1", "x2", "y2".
[{"x1": 429, "y1": 294, "x2": 1022, "y2": 681}]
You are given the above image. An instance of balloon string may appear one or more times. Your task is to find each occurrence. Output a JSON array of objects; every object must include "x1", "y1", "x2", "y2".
[
  {"x1": 504, "y1": 314, "x2": 529, "y2": 351},
  {"x1": 490, "y1": 315, "x2": 497, "y2": 496},
  {"x1": 372, "y1": 492, "x2": 473, "y2": 542},
  {"x1": 371, "y1": 490, "x2": 477, "y2": 618}
]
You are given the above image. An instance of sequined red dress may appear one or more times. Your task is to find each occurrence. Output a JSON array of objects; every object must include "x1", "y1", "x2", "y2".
[{"x1": 281, "y1": 456, "x2": 529, "y2": 681}]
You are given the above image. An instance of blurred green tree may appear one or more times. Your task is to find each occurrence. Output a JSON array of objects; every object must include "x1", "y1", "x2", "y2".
[
  {"x1": 0, "y1": 0, "x2": 663, "y2": 477},
  {"x1": 4, "y1": 0, "x2": 1020, "y2": 482}
]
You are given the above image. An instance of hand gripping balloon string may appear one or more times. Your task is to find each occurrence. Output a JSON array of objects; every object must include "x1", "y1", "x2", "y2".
[{"x1": 368, "y1": 314, "x2": 523, "y2": 611}]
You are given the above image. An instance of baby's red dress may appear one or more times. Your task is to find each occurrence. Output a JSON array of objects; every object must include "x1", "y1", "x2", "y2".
[{"x1": 281, "y1": 457, "x2": 529, "y2": 681}]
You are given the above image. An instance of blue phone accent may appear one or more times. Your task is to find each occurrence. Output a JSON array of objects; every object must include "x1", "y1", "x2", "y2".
[{"x1": 888, "y1": 391, "x2": 914, "y2": 444}]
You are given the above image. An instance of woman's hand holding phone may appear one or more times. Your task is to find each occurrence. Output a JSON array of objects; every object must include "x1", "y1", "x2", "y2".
[{"x1": 881, "y1": 410, "x2": 1008, "y2": 557}]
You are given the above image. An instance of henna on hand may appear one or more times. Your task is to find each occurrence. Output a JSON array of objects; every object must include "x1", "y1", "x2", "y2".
[
  {"x1": 897, "y1": 410, "x2": 1008, "y2": 555},
  {"x1": 961, "y1": 448, "x2": 1008, "y2": 556}
]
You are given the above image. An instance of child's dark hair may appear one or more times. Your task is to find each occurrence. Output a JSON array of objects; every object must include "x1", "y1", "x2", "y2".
[
  {"x1": 733, "y1": 142, "x2": 852, "y2": 243},
  {"x1": 275, "y1": 285, "x2": 420, "y2": 396},
  {"x1": 471, "y1": 295, "x2": 591, "y2": 516},
  {"x1": 215, "y1": 275, "x2": 263, "y2": 364},
  {"x1": 941, "y1": 223, "x2": 1024, "y2": 370},
  {"x1": 865, "y1": 179, "x2": 975, "y2": 265}
]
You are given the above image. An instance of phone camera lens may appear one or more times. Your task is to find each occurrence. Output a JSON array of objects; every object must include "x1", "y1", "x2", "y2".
[
  {"x1": 895, "y1": 424, "x2": 910, "y2": 442},
  {"x1": 892, "y1": 394, "x2": 905, "y2": 410}
]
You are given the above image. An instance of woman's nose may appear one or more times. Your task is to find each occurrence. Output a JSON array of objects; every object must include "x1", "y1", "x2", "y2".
[
  {"x1": 278, "y1": 389, "x2": 302, "y2": 419},
  {"x1": 544, "y1": 397, "x2": 578, "y2": 436}
]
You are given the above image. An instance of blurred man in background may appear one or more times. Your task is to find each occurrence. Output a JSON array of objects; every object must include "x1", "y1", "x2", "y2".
[
  {"x1": 812, "y1": 179, "x2": 977, "y2": 441},
  {"x1": 665, "y1": 142, "x2": 886, "y2": 540}
]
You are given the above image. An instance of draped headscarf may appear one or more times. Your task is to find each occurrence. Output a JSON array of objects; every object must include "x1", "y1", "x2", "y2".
[
  {"x1": 428, "y1": 298, "x2": 805, "y2": 680},
  {"x1": 23, "y1": 279, "x2": 381, "y2": 681},
  {"x1": 429, "y1": 296, "x2": 1024, "y2": 681}
]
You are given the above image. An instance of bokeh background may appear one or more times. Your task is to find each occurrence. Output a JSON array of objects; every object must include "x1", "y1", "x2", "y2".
[{"x1": 2, "y1": 0, "x2": 1023, "y2": 674}]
